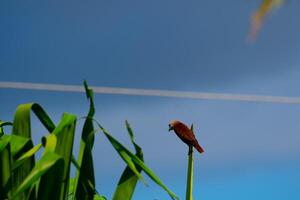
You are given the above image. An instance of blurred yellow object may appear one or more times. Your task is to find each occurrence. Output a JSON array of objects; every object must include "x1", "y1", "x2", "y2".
[{"x1": 248, "y1": 0, "x2": 285, "y2": 41}]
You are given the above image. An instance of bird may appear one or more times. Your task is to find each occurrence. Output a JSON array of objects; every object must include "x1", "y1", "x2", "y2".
[{"x1": 168, "y1": 120, "x2": 204, "y2": 154}]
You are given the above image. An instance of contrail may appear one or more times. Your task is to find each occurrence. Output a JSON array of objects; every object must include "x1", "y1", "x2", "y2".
[{"x1": 1, "y1": 81, "x2": 300, "y2": 104}]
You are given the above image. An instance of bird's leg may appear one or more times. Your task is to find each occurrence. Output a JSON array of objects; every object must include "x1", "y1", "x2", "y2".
[{"x1": 188, "y1": 145, "x2": 193, "y2": 155}]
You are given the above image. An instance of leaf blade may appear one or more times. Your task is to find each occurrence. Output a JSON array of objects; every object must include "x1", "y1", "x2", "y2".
[
  {"x1": 98, "y1": 123, "x2": 179, "y2": 200},
  {"x1": 112, "y1": 121, "x2": 144, "y2": 200},
  {"x1": 74, "y1": 81, "x2": 96, "y2": 200}
]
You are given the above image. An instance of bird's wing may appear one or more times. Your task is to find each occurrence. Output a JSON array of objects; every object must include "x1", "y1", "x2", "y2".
[{"x1": 174, "y1": 123, "x2": 197, "y2": 143}]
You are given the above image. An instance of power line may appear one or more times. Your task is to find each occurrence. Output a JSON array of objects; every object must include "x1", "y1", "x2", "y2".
[{"x1": 1, "y1": 81, "x2": 300, "y2": 104}]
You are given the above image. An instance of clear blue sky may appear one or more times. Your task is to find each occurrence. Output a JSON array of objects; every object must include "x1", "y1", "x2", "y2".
[{"x1": 1, "y1": 1, "x2": 300, "y2": 199}]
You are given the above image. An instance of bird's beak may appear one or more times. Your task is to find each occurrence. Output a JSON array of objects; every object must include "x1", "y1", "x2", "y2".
[{"x1": 168, "y1": 126, "x2": 173, "y2": 131}]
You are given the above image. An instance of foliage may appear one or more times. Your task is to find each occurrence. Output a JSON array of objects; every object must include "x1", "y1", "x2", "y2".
[{"x1": 0, "y1": 81, "x2": 178, "y2": 200}]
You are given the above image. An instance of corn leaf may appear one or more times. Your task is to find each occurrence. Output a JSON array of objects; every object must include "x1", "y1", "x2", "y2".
[
  {"x1": 10, "y1": 136, "x2": 34, "y2": 200},
  {"x1": 98, "y1": 123, "x2": 179, "y2": 200},
  {"x1": 41, "y1": 134, "x2": 57, "y2": 155},
  {"x1": 94, "y1": 194, "x2": 107, "y2": 200},
  {"x1": 0, "y1": 135, "x2": 32, "y2": 199},
  {"x1": 12, "y1": 103, "x2": 55, "y2": 138},
  {"x1": 52, "y1": 113, "x2": 77, "y2": 200},
  {"x1": 99, "y1": 125, "x2": 145, "y2": 182},
  {"x1": 68, "y1": 178, "x2": 75, "y2": 200},
  {"x1": 71, "y1": 154, "x2": 81, "y2": 171},
  {"x1": 13, "y1": 152, "x2": 64, "y2": 200},
  {"x1": 11, "y1": 103, "x2": 55, "y2": 200},
  {"x1": 13, "y1": 144, "x2": 43, "y2": 171},
  {"x1": 112, "y1": 121, "x2": 144, "y2": 200},
  {"x1": 9, "y1": 135, "x2": 31, "y2": 158},
  {"x1": 0, "y1": 135, "x2": 10, "y2": 152},
  {"x1": 35, "y1": 133, "x2": 65, "y2": 200},
  {"x1": 74, "y1": 80, "x2": 96, "y2": 200},
  {"x1": 0, "y1": 136, "x2": 12, "y2": 199},
  {"x1": 69, "y1": 178, "x2": 107, "y2": 200},
  {"x1": 13, "y1": 112, "x2": 76, "y2": 200}
]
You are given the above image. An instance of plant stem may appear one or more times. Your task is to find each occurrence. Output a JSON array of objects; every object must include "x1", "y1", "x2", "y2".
[{"x1": 186, "y1": 146, "x2": 194, "y2": 200}]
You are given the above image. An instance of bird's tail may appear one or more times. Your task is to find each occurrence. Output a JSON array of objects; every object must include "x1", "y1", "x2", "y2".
[{"x1": 193, "y1": 141, "x2": 204, "y2": 154}]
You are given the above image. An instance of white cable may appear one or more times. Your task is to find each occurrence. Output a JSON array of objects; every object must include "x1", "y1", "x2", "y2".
[{"x1": 1, "y1": 81, "x2": 300, "y2": 104}]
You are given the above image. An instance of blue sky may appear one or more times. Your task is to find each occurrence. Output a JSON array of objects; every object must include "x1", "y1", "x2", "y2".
[{"x1": 1, "y1": 1, "x2": 300, "y2": 199}]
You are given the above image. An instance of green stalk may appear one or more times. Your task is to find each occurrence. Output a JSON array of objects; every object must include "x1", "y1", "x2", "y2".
[{"x1": 185, "y1": 146, "x2": 194, "y2": 200}]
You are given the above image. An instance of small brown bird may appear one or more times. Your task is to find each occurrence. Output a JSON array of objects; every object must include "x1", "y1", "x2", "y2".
[{"x1": 168, "y1": 120, "x2": 204, "y2": 154}]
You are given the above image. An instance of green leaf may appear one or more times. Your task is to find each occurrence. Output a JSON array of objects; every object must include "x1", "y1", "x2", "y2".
[
  {"x1": 67, "y1": 178, "x2": 75, "y2": 200},
  {"x1": 97, "y1": 122, "x2": 179, "y2": 200},
  {"x1": 94, "y1": 194, "x2": 107, "y2": 200},
  {"x1": 36, "y1": 154, "x2": 65, "y2": 200},
  {"x1": 0, "y1": 135, "x2": 33, "y2": 199},
  {"x1": 112, "y1": 121, "x2": 144, "y2": 200},
  {"x1": 52, "y1": 113, "x2": 77, "y2": 200},
  {"x1": 74, "y1": 80, "x2": 96, "y2": 200},
  {"x1": 41, "y1": 134, "x2": 57, "y2": 154},
  {"x1": 9, "y1": 135, "x2": 31, "y2": 158},
  {"x1": 125, "y1": 120, "x2": 143, "y2": 159},
  {"x1": 12, "y1": 103, "x2": 55, "y2": 139},
  {"x1": 9, "y1": 135, "x2": 34, "y2": 200},
  {"x1": 71, "y1": 155, "x2": 81, "y2": 171},
  {"x1": 0, "y1": 135, "x2": 10, "y2": 152},
  {"x1": 100, "y1": 125, "x2": 145, "y2": 183},
  {"x1": 13, "y1": 152, "x2": 64, "y2": 200},
  {"x1": 11, "y1": 103, "x2": 55, "y2": 200},
  {"x1": 0, "y1": 136, "x2": 12, "y2": 199},
  {"x1": 13, "y1": 143, "x2": 42, "y2": 171}
]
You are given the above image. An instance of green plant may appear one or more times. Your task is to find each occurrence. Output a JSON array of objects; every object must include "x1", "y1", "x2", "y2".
[{"x1": 0, "y1": 81, "x2": 178, "y2": 200}]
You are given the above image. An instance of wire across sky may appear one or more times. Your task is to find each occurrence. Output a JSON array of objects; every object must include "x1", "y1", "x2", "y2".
[{"x1": 1, "y1": 81, "x2": 300, "y2": 104}]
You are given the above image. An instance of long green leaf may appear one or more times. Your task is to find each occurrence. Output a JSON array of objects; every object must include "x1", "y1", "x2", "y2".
[
  {"x1": 0, "y1": 135, "x2": 10, "y2": 152},
  {"x1": 36, "y1": 155, "x2": 65, "y2": 200},
  {"x1": 13, "y1": 152, "x2": 64, "y2": 200},
  {"x1": 9, "y1": 135, "x2": 31, "y2": 158},
  {"x1": 74, "y1": 80, "x2": 96, "y2": 200},
  {"x1": 12, "y1": 103, "x2": 55, "y2": 200},
  {"x1": 13, "y1": 143, "x2": 43, "y2": 171},
  {"x1": 0, "y1": 135, "x2": 32, "y2": 199},
  {"x1": 68, "y1": 178, "x2": 76, "y2": 200},
  {"x1": 41, "y1": 134, "x2": 57, "y2": 155},
  {"x1": 0, "y1": 134, "x2": 31, "y2": 161},
  {"x1": 12, "y1": 103, "x2": 55, "y2": 138},
  {"x1": 112, "y1": 121, "x2": 144, "y2": 200},
  {"x1": 10, "y1": 135, "x2": 34, "y2": 200},
  {"x1": 100, "y1": 125, "x2": 145, "y2": 183},
  {"x1": 125, "y1": 121, "x2": 143, "y2": 159},
  {"x1": 0, "y1": 136, "x2": 12, "y2": 199},
  {"x1": 97, "y1": 123, "x2": 179, "y2": 200},
  {"x1": 71, "y1": 155, "x2": 81, "y2": 171},
  {"x1": 52, "y1": 113, "x2": 77, "y2": 200},
  {"x1": 15, "y1": 117, "x2": 75, "y2": 200}
]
